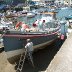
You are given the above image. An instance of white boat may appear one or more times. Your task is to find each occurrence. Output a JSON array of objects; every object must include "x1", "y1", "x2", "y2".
[
  {"x1": 0, "y1": 18, "x2": 14, "y2": 31},
  {"x1": 61, "y1": 7, "x2": 68, "y2": 10},
  {"x1": 27, "y1": 12, "x2": 35, "y2": 18}
]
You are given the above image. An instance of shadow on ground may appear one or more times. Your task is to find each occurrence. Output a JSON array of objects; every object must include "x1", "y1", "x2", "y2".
[
  {"x1": 20, "y1": 38, "x2": 65, "y2": 72},
  {"x1": 0, "y1": 47, "x2": 4, "y2": 53}
]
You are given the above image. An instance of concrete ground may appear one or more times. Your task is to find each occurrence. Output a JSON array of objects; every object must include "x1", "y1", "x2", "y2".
[
  {"x1": 45, "y1": 33, "x2": 72, "y2": 72},
  {"x1": 0, "y1": 51, "x2": 16, "y2": 72}
]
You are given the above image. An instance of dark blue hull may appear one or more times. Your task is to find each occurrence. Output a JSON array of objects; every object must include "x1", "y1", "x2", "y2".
[
  {"x1": 3, "y1": 33, "x2": 57, "y2": 52},
  {"x1": 2, "y1": 31, "x2": 58, "y2": 63}
]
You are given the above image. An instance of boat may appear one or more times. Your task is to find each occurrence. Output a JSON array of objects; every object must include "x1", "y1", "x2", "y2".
[
  {"x1": 5, "y1": 14, "x2": 18, "y2": 18},
  {"x1": 5, "y1": 11, "x2": 27, "y2": 18},
  {"x1": 0, "y1": 17, "x2": 14, "y2": 32},
  {"x1": 60, "y1": 7, "x2": 68, "y2": 10},
  {"x1": 27, "y1": 12, "x2": 35, "y2": 18},
  {"x1": 65, "y1": 15, "x2": 72, "y2": 20},
  {"x1": 2, "y1": 12, "x2": 61, "y2": 63}
]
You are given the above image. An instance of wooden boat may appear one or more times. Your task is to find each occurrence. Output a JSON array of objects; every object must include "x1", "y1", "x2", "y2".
[
  {"x1": 5, "y1": 15, "x2": 18, "y2": 18},
  {"x1": 2, "y1": 12, "x2": 61, "y2": 63},
  {"x1": 5, "y1": 12, "x2": 26, "y2": 18}
]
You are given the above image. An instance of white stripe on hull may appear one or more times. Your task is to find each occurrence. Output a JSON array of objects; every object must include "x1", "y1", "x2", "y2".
[{"x1": 6, "y1": 39, "x2": 55, "y2": 59}]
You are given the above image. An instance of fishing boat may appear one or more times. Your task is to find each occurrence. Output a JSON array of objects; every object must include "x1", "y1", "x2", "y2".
[{"x1": 2, "y1": 12, "x2": 60, "y2": 63}]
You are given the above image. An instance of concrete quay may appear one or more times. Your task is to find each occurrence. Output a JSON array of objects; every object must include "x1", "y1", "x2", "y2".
[
  {"x1": 45, "y1": 33, "x2": 72, "y2": 72},
  {"x1": 0, "y1": 51, "x2": 16, "y2": 72}
]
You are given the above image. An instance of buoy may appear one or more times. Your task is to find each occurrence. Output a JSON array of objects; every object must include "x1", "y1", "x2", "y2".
[{"x1": 61, "y1": 34, "x2": 65, "y2": 40}]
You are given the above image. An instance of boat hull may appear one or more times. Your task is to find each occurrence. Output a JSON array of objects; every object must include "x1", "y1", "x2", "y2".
[{"x1": 3, "y1": 33, "x2": 58, "y2": 63}]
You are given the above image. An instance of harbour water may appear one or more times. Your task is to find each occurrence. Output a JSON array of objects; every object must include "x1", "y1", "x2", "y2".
[
  {"x1": 56, "y1": 7, "x2": 72, "y2": 19},
  {"x1": 16, "y1": 7, "x2": 72, "y2": 35},
  {"x1": 17, "y1": 7, "x2": 72, "y2": 24},
  {"x1": 17, "y1": 14, "x2": 42, "y2": 26}
]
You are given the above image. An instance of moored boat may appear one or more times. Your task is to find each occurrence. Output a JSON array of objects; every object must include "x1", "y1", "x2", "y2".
[
  {"x1": 2, "y1": 12, "x2": 61, "y2": 63},
  {"x1": 0, "y1": 17, "x2": 14, "y2": 32},
  {"x1": 27, "y1": 12, "x2": 35, "y2": 18}
]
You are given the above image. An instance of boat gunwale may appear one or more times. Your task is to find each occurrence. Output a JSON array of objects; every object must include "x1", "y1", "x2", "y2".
[{"x1": 3, "y1": 31, "x2": 59, "y2": 38}]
